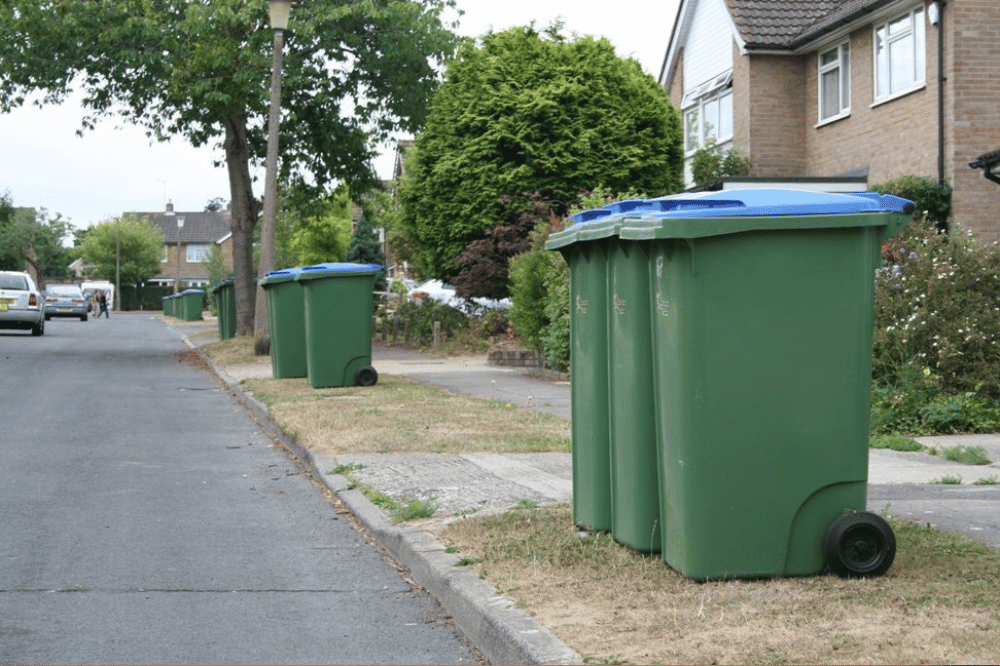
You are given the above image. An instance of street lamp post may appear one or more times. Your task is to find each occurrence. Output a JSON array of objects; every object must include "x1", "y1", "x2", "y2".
[
  {"x1": 175, "y1": 216, "x2": 185, "y2": 294},
  {"x1": 254, "y1": 0, "x2": 292, "y2": 346}
]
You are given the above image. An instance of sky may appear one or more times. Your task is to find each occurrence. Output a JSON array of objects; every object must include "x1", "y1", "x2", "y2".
[{"x1": 0, "y1": 0, "x2": 680, "y2": 231}]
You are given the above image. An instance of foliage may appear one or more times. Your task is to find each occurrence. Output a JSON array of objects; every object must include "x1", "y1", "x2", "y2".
[
  {"x1": 0, "y1": 0, "x2": 461, "y2": 334},
  {"x1": 452, "y1": 193, "x2": 556, "y2": 300},
  {"x1": 871, "y1": 175, "x2": 952, "y2": 231},
  {"x1": 396, "y1": 24, "x2": 684, "y2": 289},
  {"x1": 691, "y1": 142, "x2": 752, "y2": 186},
  {"x1": 871, "y1": 215, "x2": 1000, "y2": 433},
  {"x1": 0, "y1": 192, "x2": 74, "y2": 277},
  {"x1": 379, "y1": 298, "x2": 467, "y2": 347},
  {"x1": 79, "y1": 214, "x2": 164, "y2": 288},
  {"x1": 344, "y1": 213, "x2": 388, "y2": 292},
  {"x1": 286, "y1": 187, "x2": 353, "y2": 267}
]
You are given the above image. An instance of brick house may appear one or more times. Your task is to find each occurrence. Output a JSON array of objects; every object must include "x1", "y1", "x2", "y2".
[
  {"x1": 137, "y1": 203, "x2": 233, "y2": 290},
  {"x1": 661, "y1": 0, "x2": 1000, "y2": 241}
]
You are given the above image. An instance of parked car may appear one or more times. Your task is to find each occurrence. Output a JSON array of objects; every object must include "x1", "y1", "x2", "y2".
[
  {"x1": 408, "y1": 279, "x2": 510, "y2": 314},
  {"x1": 0, "y1": 271, "x2": 45, "y2": 336},
  {"x1": 44, "y1": 284, "x2": 89, "y2": 321}
]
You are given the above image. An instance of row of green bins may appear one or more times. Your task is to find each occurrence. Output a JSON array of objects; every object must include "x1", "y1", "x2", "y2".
[
  {"x1": 176, "y1": 288, "x2": 205, "y2": 321},
  {"x1": 549, "y1": 189, "x2": 913, "y2": 580},
  {"x1": 260, "y1": 267, "x2": 308, "y2": 379},
  {"x1": 211, "y1": 279, "x2": 236, "y2": 340},
  {"x1": 297, "y1": 262, "x2": 381, "y2": 389},
  {"x1": 547, "y1": 200, "x2": 663, "y2": 548}
]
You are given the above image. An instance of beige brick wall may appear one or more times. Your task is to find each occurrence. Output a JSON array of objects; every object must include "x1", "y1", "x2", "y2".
[
  {"x1": 745, "y1": 53, "x2": 807, "y2": 176},
  {"x1": 949, "y1": 0, "x2": 1000, "y2": 243}
]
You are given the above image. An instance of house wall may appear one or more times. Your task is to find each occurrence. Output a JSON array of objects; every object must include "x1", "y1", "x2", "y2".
[
  {"x1": 745, "y1": 53, "x2": 807, "y2": 176},
  {"x1": 949, "y1": 0, "x2": 1000, "y2": 243},
  {"x1": 684, "y1": 0, "x2": 734, "y2": 88},
  {"x1": 802, "y1": 23, "x2": 939, "y2": 184}
]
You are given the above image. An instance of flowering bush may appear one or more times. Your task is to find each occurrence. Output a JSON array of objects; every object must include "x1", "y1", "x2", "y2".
[{"x1": 872, "y1": 217, "x2": 1000, "y2": 432}]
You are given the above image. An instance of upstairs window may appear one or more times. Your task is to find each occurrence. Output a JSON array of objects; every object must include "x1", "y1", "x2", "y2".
[
  {"x1": 819, "y1": 42, "x2": 850, "y2": 122},
  {"x1": 186, "y1": 244, "x2": 211, "y2": 263},
  {"x1": 874, "y1": 5, "x2": 925, "y2": 101},
  {"x1": 683, "y1": 72, "x2": 733, "y2": 153}
]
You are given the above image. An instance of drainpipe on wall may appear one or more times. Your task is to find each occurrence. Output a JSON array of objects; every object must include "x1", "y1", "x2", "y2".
[{"x1": 931, "y1": 0, "x2": 946, "y2": 186}]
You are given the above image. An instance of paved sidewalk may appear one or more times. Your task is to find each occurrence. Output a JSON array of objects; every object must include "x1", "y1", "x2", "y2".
[{"x1": 178, "y1": 318, "x2": 1000, "y2": 664}]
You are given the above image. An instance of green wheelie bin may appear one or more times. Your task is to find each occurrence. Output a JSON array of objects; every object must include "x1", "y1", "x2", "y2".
[
  {"x1": 619, "y1": 189, "x2": 912, "y2": 581},
  {"x1": 213, "y1": 279, "x2": 236, "y2": 340},
  {"x1": 545, "y1": 202, "x2": 653, "y2": 535},
  {"x1": 260, "y1": 267, "x2": 307, "y2": 379},
  {"x1": 177, "y1": 289, "x2": 205, "y2": 321},
  {"x1": 295, "y1": 262, "x2": 381, "y2": 389}
]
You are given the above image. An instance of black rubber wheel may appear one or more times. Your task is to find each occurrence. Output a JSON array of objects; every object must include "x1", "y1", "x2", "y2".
[
  {"x1": 354, "y1": 365, "x2": 378, "y2": 387},
  {"x1": 824, "y1": 511, "x2": 896, "y2": 578}
]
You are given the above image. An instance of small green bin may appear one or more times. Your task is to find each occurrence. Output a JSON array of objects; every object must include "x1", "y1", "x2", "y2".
[
  {"x1": 295, "y1": 262, "x2": 381, "y2": 389},
  {"x1": 260, "y1": 267, "x2": 307, "y2": 379},
  {"x1": 177, "y1": 289, "x2": 205, "y2": 322},
  {"x1": 162, "y1": 295, "x2": 170, "y2": 316},
  {"x1": 619, "y1": 189, "x2": 912, "y2": 580}
]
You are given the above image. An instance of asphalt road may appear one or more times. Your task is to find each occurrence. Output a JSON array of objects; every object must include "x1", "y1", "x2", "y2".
[{"x1": 0, "y1": 314, "x2": 479, "y2": 664}]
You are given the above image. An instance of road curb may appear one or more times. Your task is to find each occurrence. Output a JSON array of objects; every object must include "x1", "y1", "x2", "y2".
[{"x1": 188, "y1": 341, "x2": 582, "y2": 665}]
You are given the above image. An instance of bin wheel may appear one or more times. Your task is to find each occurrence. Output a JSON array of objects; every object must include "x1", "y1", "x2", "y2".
[
  {"x1": 824, "y1": 511, "x2": 896, "y2": 578},
  {"x1": 355, "y1": 365, "x2": 378, "y2": 387}
]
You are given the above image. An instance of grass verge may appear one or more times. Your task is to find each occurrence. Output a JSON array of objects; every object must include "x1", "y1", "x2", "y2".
[
  {"x1": 441, "y1": 504, "x2": 1000, "y2": 665},
  {"x1": 240, "y1": 373, "x2": 570, "y2": 456}
]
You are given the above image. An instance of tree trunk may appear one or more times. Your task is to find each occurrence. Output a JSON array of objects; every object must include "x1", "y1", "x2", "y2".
[{"x1": 223, "y1": 114, "x2": 261, "y2": 337}]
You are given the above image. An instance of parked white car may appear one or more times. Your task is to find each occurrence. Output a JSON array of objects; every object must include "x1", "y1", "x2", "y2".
[
  {"x1": 0, "y1": 271, "x2": 45, "y2": 336},
  {"x1": 407, "y1": 279, "x2": 510, "y2": 313}
]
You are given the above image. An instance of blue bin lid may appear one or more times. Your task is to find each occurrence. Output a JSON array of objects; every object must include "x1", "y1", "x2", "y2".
[
  {"x1": 181, "y1": 288, "x2": 205, "y2": 294},
  {"x1": 619, "y1": 189, "x2": 915, "y2": 241},
  {"x1": 261, "y1": 266, "x2": 306, "y2": 287},
  {"x1": 295, "y1": 262, "x2": 383, "y2": 280}
]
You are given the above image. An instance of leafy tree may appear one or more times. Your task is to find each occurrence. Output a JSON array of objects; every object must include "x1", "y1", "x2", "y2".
[
  {"x1": 395, "y1": 24, "x2": 684, "y2": 294},
  {"x1": 0, "y1": 193, "x2": 74, "y2": 277},
  {"x1": 286, "y1": 187, "x2": 353, "y2": 267},
  {"x1": 0, "y1": 0, "x2": 460, "y2": 335},
  {"x1": 80, "y1": 215, "x2": 164, "y2": 289},
  {"x1": 344, "y1": 215, "x2": 388, "y2": 291}
]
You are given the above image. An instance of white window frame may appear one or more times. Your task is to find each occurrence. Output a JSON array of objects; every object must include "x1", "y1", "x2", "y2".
[
  {"x1": 186, "y1": 244, "x2": 211, "y2": 263},
  {"x1": 161, "y1": 246, "x2": 169, "y2": 263},
  {"x1": 682, "y1": 73, "x2": 734, "y2": 155},
  {"x1": 872, "y1": 5, "x2": 925, "y2": 104},
  {"x1": 818, "y1": 42, "x2": 850, "y2": 124}
]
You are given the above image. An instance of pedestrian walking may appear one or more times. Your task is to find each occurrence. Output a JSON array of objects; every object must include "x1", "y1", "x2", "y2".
[{"x1": 98, "y1": 291, "x2": 109, "y2": 318}]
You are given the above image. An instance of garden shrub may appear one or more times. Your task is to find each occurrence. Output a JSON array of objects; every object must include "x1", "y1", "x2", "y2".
[
  {"x1": 383, "y1": 298, "x2": 468, "y2": 347},
  {"x1": 872, "y1": 216, "x2": 1000, "y2": 432}
]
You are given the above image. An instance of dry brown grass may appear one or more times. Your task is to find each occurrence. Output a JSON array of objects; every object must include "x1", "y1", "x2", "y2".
[
  {"x1": 242, "y1": 374, "x2": 570, "y2": 455},
  {"x1": 442, "y1": 505, "x2": 1000, "y2": 665},
  {"x1": 201, "y1": 335, "x2": 270, "y2": 367}
]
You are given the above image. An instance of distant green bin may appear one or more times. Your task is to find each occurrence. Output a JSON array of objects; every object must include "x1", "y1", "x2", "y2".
[
  {"x1": 295, "y1": 262, "x2": 381, "y2": 389},
  {"x1": 212, "y1": 279, "x2": 236, "y2": 340},
  {"x1": 162, "y1": 295, "x2": 171, "y2": 316},
  {"x1": 618, "y1": 189, "x2": 913, "y2": 580},
  {"x1": 260, "y1": 267, "x2": 307, "y2": 379},
  {"x1": 177, "y1": 289, "x2": 205, "y2": 321}
]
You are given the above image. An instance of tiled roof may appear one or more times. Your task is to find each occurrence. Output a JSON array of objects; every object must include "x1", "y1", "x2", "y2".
[
  {"x1": 133, "y1": 210, "x2": 232, "y2": 245},
  {"x1": 727, "y1": 0, "x2": 894, "y2": 49}
]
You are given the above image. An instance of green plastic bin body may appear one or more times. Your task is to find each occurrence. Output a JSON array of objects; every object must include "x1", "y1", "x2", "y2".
[
  {"x1": 215, "y1": 279, "x2": 236, "y2": 340},
  {"x1": 296, "y1": 263, "x2": 381, "y2": 389},
  {"x1": 619, "y1": 189, "x2": 912, "y2": 580},
  {"x1": 607, "y1": 234, "x2": 660, "y2": 552},
  {"x1": 178, "y1": 289, "x2": 204, "y2": 321},
  {"x1": 260, "y1": 268, "x2": 307, "y2": 379},
  {"x1": 162, "y1": 295, "x2": 170, "y2": 316},
  {"x1": 546, "y1": 219, "x2": 613, "y2": 533}
]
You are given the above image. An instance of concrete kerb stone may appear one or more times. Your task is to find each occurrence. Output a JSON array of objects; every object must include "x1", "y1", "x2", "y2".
[{"x1": 185, "y1": 339, "x2": 582, "y2": 666}]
